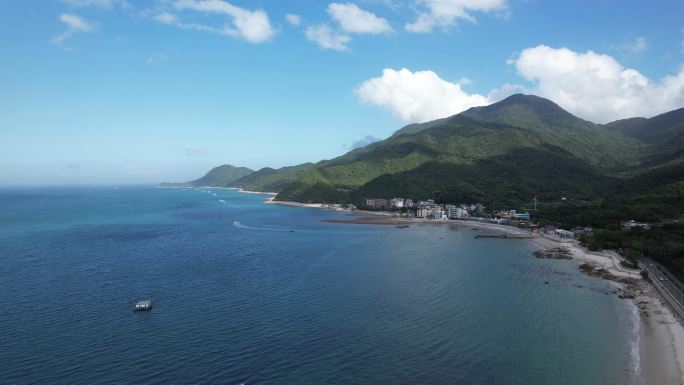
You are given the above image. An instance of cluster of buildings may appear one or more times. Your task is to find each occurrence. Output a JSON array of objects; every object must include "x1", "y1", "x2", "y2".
[
  {"x1": 493, "y1": 209, "x2": 531, "y2": 221},
  {"x1": 365, "y1": 198, "x2": 484, "y2": 220},
  {"x1": 363, "y1": 197, "x2": 590, "y2": 240}
]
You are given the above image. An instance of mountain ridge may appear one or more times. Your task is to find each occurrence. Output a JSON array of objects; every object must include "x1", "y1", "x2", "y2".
[{"x1": 162, "y1": 94, "x2": 684, "y2": 225}]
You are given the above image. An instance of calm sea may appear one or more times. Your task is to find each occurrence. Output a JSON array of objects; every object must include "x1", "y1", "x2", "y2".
[{"x1": 0, "y1": 186, "x2": 638, "y2": 384}]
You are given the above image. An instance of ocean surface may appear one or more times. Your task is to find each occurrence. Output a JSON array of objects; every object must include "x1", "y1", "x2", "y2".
[{"x1": 0, "y1": 186, "x2": 638, "y2": 384}]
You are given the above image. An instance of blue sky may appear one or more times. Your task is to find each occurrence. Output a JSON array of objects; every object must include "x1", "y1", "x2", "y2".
[{"x1": 1, "y1": 0, "x2": 684, "y2": 185}]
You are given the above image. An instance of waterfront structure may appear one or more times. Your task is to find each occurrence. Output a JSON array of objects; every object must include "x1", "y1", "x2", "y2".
[
  {"x1": 416, "y1": 207, "x2": 430, "y2": 218},
  {"x1": 447, "y1": 206, "x2": 468, "y2": 219},
  {"x1": 556, "y1": 229, "x2": 575, "y2": 239}
]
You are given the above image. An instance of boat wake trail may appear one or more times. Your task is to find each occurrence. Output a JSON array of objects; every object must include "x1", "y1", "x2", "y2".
[
  {"x1": 232, "y1": 219, "x2": 380, "y2": 237},
  {"x1": 233, "y1": 220, "x2": 294, "y2": 233}
]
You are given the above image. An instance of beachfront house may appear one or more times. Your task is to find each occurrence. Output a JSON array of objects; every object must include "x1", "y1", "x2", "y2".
[
  {"x1": 416, "y1": 207, "x2": 430, "y2": 218},
  {"x1": 555, "y1": 229, "x2": 575, "y2": 239},
  {"x1": 447, "y1": 206, "x2": 468, "y2": 219}
]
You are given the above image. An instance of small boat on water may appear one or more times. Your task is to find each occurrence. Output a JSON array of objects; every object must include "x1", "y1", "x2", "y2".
[
  {"x1": 233, "y1": 219, "x2": 240, "y2": 226},
  {"x1": 135, "y1": 300, "x2": 152, "y2": 311},
  {"x1": 395, "y1": 224, "x2": 410, "y2": 229}
]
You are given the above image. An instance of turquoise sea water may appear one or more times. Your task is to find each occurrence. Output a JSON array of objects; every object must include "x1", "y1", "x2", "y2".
[{"x1": 0, "y1": 186, "x2": 638, "y2": 384}]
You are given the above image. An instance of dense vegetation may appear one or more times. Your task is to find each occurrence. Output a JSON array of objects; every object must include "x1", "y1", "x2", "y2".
[
  {"x1": 229, "y1": 163, "x2": 316, "y2": 192},
  {"x1": 160, "y1": 164, "x2": 253, "y2": 188},
  {"x1": 580, "y1": 224, "x2": 684, "y2": 282}
]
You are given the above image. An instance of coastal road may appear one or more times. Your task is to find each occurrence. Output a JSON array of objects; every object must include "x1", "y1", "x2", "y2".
[{"x1": 641, "y1": 258, "x2": 684, "y2": 319}]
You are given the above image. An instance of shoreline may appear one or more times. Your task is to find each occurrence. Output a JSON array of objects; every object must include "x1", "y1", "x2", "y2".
[
  {"x1": 157, "y1": 185, "x2": 278, "y2": 195},
  {"x1": 246, "y1": 193, "x2": 684, "y2": 384}
]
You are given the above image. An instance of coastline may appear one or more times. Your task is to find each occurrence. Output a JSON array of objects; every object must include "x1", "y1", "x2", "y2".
[{"x1": 249, "y1": 193, "x2": 684, "y2": 384}]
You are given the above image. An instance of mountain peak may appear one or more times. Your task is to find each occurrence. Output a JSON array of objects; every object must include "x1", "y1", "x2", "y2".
[
  {"x1": 461, "y1": 93, "x2": 593, "y2": 131},
  {"x1": 160, "y1": 164, "x2": 254, "y2": 188}
]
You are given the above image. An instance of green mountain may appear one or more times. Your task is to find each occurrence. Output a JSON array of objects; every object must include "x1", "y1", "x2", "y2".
[
  {"x1": 169, "y1": 94, "x2": 684, "y2": 225},
  {"x1": 605, "y1": 107, "x2": 684, "y2": 144},
  {"x1": 228, "y1": 163, "x2": 317, "y2": 192},
  {"x1": 160, "y1": 164, "x2": 254, "y2": 188},
  {"x1": 276, "y1": 95, "x2": 639, "y2": 201}
]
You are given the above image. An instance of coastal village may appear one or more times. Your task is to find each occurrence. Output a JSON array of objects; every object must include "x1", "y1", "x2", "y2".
[{"x1": 359, "y1": 197, "x2": 580, "y2": 239}]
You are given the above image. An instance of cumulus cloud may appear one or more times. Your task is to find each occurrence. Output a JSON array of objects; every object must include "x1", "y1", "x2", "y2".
[
  {"x1": 513, "y1": 45, "x2": 684, "y2": 123},
  {"x1": 405, "y1": 0, "x2": 508, "y2": 33},
  {"x1": 306, "y1": 23, "x2": 351, "y2": 51},
  {"x1": 328, "y1": 3, "x2": 393, "y2": 34},
  {"x1": 171, "y1": 0, "x2": 276, "y2": 43},
  {"x1": 286, "y1": 13, "x2": 301, "y2": 26},
  {"x1": 356, "y1": 68, "x2": 488, "y2": 122},
  {"x1": 52, "y1": 13, "x2": 94, "y2": 44},
  {"x1": 358, "y1": 46, "x2": 684, "y2": 124}
]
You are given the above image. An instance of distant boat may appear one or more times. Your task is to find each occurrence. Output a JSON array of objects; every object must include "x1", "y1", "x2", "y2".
[
  {"x1": 134, "y1": 300, "x2": 152, "y2": 312},
  {"x1": 233, "y1": 219, "x2": 240, "y2": 226},
  {"x1": 396, "y1": 224, "x2": 410, "y2": 229}
]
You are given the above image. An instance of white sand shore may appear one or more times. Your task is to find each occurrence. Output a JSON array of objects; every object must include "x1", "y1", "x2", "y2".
[
  {"x1": 244, "y1": 192, "x2": 684, "y2": 384},
  {"x1": 232, "y1": 188, "x2": 278, "y2": 196}
]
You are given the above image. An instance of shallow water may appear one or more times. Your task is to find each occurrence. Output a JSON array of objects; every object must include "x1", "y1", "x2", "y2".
[{"x1": 0, "y1": 186, "x2": 637, "y2": 384}]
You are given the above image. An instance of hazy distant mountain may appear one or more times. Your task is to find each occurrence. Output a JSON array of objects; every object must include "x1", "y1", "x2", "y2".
[
  {"x1": 160, "y1": 164, "x2": 254, "y2": 188},
  {"x1": 228, "y1": 163, "x2": 317, "y2": 192}
]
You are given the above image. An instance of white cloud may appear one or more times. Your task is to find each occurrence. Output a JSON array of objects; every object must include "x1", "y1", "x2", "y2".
[
  {"x1": 358, "y1": 46, "x2": 684, "y2": 124},
  {"x1": 172, "y1": 0, "x2": 276, "y2": 43},
  {"x1": 513, "y1": 45, "x2": 684, "y2": 123},
  {"x1": 613, "y1": 37, "x2": 649, "y2": 54},
  {"x1": 486, "y1": 83, "x2": 527, "y2": 103},
  {"x1": 286, "y1": 13, "x2": 301, "y2": 26},
  {"x1": 153, "y1": 12, "x2": 178, "y2": 25},
  {"x1": 306, "y1": 23, "x2": 351, "y2": 51},
  {"x1": 356, "y1": 68, "x2": 488, "y2": 122},
  {"x1": 61, "y1": 0, "x2": 118, "y2": 8},
  {"x1": 405, "y1": 0, "x2": 508, "y2": 33},
  {"x1": 628, "y1": 37, "x2": 649, "y2": 54},
  {"x1": 52, "y1": 13, "x2": 94, "y2": 44},
  {"x1": 328, "y1": 3, "x2": 393, "y2": 34}
]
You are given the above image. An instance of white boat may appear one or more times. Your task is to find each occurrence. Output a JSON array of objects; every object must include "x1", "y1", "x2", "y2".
[{"x1": 135, "y1": 300, "x2": 152, "y2": 311}]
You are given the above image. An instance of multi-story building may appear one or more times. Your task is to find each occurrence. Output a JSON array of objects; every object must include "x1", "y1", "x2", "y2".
[
  {"x1": 416, "y1": 207, "x2": 430, "y2": 218},
  {"x1": 447, "y1": 206, "x2": 468, "y2": 219},
  {"x1": 390, "y1": 198, "x2": 404, "y2": 209}
]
